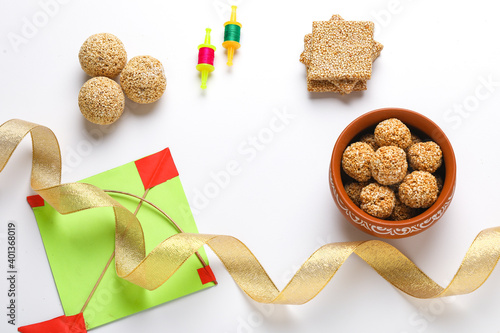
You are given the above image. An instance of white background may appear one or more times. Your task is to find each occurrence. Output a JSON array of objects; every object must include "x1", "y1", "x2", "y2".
[{"x1": 1, "y1": 0, "x2": 500, "y2": 332}]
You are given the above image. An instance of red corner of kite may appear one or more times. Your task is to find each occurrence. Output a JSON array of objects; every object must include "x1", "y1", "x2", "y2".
[
  {"x1": 134, "y1": 148, "x2": 179, "y2": 190},
  {"x1": 197, "y1": 265, "x2": 217, "y2": 285},
  {"x1": 27, "y1": 195, "x2": 44, "y2": 208},
  {"x1": 18, "y1": 313, "x2": 87, "y2": 333}
]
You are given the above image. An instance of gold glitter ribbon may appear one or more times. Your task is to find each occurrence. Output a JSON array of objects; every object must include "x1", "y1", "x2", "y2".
[{"x1": 2, "y1": 119, "x2": 499, "y2": 303}]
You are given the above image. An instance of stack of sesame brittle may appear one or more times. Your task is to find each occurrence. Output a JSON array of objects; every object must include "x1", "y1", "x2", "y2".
[{"x1": 300, "y1": 15, "x2": 383, "y2": 94}]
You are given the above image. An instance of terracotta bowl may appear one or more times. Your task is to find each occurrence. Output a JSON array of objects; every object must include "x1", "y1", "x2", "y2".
[{"x1": 329, "y1": 108, "x2": 456, "y2": 239}]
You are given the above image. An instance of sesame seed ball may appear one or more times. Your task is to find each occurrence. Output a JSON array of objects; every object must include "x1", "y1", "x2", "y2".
[
  {"x1": 360, "y1": 183, "x2": 396, "y2": 219},
  {"x1": 342, "y1": 142, "x2": 374, "y2": 182},
  {"x1": 120, "y1": 55, "x2": 166, "y2": 104},
  {"x1": 360, "y1": 133, "x2": 379, "y2": 151},
  {"x1": 407, "y1": 141, "x2": 443, "y2": 173},
  {"x1": 371, "y1": 146, "x2": 408, "y2": 185},
  {"x1": 78, "y1": 77, "x2": 124, "y2": 125},
  {"x1": 374, "y1": 118, "x2": 412, "y2": 149},
  {"x1": 390, "y1": 197, "x2": 419, "y2": 221},
  {"x1": 79, "y1": 33, "x2": 127, "y2": 78},
  {"x1": 344, "y1": 182, "x2": 368, "y2": 207},
  {"x1": 399, "y1": 171, "x2": 439, "y2": 208}
]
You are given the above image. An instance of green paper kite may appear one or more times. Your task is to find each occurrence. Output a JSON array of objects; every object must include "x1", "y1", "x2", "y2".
[{"x1": 25, "y1": 148, "x2": 216, "y2": 330}]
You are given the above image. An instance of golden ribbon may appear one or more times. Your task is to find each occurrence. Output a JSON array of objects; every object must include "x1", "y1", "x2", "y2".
[{"x1": 2, "y1": 119, "x2": 499, "y2": 304}]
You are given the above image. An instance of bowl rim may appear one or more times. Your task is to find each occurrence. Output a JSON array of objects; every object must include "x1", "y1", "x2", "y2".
[{"x1": 330, "y1": 107, "x2": 457, "y2": 229}]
